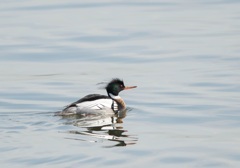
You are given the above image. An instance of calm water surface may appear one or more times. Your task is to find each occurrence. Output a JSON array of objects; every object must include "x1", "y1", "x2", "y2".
[{"x1": 1, "y1": 0, "x2": 240, "y2": 167}]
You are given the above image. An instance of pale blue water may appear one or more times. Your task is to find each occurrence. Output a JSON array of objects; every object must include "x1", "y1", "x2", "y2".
[{"x1": 1, "y1": 0, "x2": 240, "y2": 167}]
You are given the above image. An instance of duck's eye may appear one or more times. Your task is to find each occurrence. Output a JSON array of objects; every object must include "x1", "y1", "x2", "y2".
[{"x1": 120, "y1": 85, "x2": 123, "y2": 88}]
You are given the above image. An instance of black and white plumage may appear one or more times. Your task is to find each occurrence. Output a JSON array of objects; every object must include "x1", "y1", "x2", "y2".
[{"x1": 57, "y1": 78, "x2": 137, "y2": 116}]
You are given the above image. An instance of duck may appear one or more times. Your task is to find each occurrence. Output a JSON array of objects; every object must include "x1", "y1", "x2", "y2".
[{"x1": 57, "y1": 78, "x2": 137, "y2": 116}]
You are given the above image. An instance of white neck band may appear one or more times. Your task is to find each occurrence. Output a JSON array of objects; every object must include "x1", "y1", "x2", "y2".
[{"x1": 109, "y1": 93, "x2": 121, "y2": 99}]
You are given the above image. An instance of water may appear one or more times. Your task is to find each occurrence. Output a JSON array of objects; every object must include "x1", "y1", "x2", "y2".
[{"x1": 1, "y1": 0, "x2": 240, "y2": 167}]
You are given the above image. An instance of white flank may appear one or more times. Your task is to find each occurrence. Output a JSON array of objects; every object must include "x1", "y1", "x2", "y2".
[{"x1": 75, "y1": 99, "x2": 113, "y2": 110}]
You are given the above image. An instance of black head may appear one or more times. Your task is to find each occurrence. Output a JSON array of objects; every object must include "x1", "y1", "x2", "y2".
[
  {"x1": 106, "y1": 78, "x2": 125, "y2": 96},
  {"x1": 105, "y1": 78, "x2": 137, "y2": 96}
]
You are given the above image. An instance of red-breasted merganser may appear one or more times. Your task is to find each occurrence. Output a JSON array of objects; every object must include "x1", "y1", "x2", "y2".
[{"x1": 58, "y1": 78, "x2": 137, "y2": 116}]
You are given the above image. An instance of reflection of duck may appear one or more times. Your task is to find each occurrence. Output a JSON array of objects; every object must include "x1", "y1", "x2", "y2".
[
  {"x1": 57, "y1": 78, "x2": 137, "y2": 116},
  {"x1": 64, "y1": 109, "x2": 138, "y2": 147}
]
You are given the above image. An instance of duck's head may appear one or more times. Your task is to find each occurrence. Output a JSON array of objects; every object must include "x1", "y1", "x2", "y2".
[{"x1": 106, "y1": 78, "x2": 137, "y2": 97}]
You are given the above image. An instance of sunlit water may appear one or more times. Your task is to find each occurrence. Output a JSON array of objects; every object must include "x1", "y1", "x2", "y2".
[{"x1": 1, "y1": 0, "x2": 240, "y2": 167}]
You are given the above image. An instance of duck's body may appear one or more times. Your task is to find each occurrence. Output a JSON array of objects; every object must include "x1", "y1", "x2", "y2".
[{"x1": 58, "y1": 78, "x2": 136, "y2": 116}]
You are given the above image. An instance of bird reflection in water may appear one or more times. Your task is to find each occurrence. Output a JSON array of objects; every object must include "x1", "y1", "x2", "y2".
[{"x1": 60, "y1": 108, "x2": 138, "y2": 147}]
